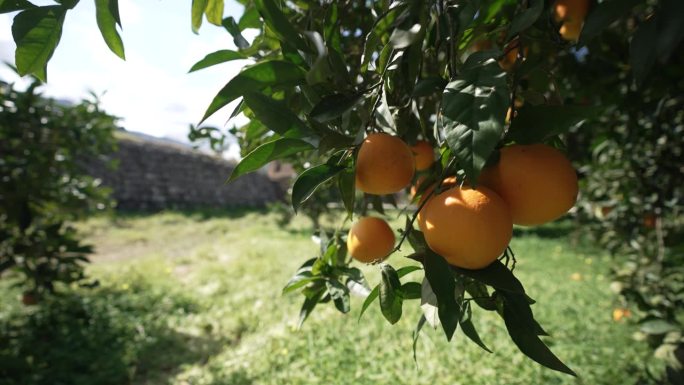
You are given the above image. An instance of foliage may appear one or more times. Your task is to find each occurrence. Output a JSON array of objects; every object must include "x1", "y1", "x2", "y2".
[
  {"x1": 0, "y1": 272, "x2": 203, "y2": 385},
  {"x1": 0, "y1": 210, "x2": 650, "y2": 385},
  {"x1": 544, "y1": 0, "x2": 684, "y2": 381},
  {"x1": 4, "y1": 0, "x2": 684, "y2": 379},
  {"x1": 0, "y1": 79, "x2": 117, "y2": 296}
]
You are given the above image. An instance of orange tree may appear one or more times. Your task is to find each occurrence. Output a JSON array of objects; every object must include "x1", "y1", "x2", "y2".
[
  {"x1": 4, "y1": 0, "x2": 684, "y2": 378},
  {"x1": 0, "y1": 78, "x2": 117, "y2": 300}
]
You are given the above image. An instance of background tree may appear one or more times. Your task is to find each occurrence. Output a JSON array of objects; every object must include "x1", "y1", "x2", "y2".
[{"x1": 0, "y1": 78, "x2": 117, "y2": 300}]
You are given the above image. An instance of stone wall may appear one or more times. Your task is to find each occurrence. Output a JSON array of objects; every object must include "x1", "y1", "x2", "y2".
[{"x1": 85, "y1": 132, "x2": 286, "y2": 210}]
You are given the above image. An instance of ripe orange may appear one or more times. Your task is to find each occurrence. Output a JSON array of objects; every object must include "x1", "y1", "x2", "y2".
[
  {"x1": 559, "y1": 21, "x2": 583, "y2": 42},
  {"x1": 411, "y1": 140, "x2": 435, "y2": 171},
  {"x1": 419, "y1": 186, "x2": 512, "y2": 269},
  {"x1": 471, "y1": 39, "x2": 493, "y2": 52},
  {"x1": 479, "y1": 144, "x2": 579, "y2": 226},
  {"x1": 409, "y1": 176, "x2": 427, "y2": 200},
  {"x1": 553, "y1": 0, "x2": 589, "y2": 23},
  {"x1": 411, "y1": 175, "x2": 458, "y2": 201},
  {"x1": 499, "y1": 45, "x2": 519, "y2": 71},
  {"x1": 355, "y1": 133, "x2": 415, "y2": 195},
  {"x1": 347, "y1": 216, "x2": 395, "y2": 263},
  {"x1": 643, "y1": 214, "x2": 656, "y2": 229},
  {"x1": 21, "y1": 292, "x2": 39, "y2": 306}
]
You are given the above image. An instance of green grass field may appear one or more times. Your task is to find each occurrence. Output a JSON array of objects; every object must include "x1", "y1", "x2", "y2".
[{"x1": 0, "y1": 210, "x2": 650, "y2": 385}]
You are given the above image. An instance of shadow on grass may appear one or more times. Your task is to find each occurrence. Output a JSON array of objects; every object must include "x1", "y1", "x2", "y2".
[
  {"x1": 114, "y1": 206, "x2": 269, "y2": 222},
  {"x1": 0, "y1": 285, "x2": 233, "y2": 385}
]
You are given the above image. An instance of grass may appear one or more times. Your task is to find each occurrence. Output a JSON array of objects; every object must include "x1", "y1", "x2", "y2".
[{"x1": 0, "y1": 209, "x2": 651, "y2": 385}]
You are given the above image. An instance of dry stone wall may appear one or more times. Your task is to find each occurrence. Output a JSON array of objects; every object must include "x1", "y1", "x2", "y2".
[{"x1": 85, "y1": 132, "x2": 285, "y2": 210}]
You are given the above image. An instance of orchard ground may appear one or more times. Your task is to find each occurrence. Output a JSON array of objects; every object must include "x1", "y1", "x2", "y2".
[{"x1": 0, "y1": 209, "x2": 651, "y2": 385}]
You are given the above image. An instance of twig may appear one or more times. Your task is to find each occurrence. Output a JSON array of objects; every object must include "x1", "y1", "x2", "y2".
[{"x1": 365, "y1": 48, "x2": 395, "y2": 132}]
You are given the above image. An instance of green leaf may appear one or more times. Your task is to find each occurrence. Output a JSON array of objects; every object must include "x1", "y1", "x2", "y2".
[
  {"x1": 655, "y1": 0, "x2": 684, "y2": 62},
  {"x1": 440, "y1": 55, "x2": 509, "y2": 184},
  {"x1": 298, "y1": 287, "x2": 325, "y2": 329},
  {"x1": 502, "y1": 294, "x2": 576, "y2": 376},
  {"x1": 453, "y1": 260, "x2": 525, "y2": 294},
  {"x1": 397, "y1": 265, "x2": 422, "y2": 277},
  {"x1": 507, "y1": 105, "x2": 603, "y2": 144},
  {"x1": 291, "y1": 163, "x2": 345, "y2": 212},
  {"x1": 360, "y1": 30, "x2": 380, "y2": 73},
  {"x1": 359, "y1": 285, "x2": 379, "y2": 321},
  {"x1": 389, "y1": 22, "x2": 423, "y2": 49},
  {"x1": 358, "y1": 264, "x2": 420, "y2": 321},
  {"x1": 579, "y1": 0, "x2": 643, "y2": 44},
  {"x1": 420, "y1": 278, "x2": 440, "y2": 328},
  {"x1": 379, "y1": 264, "x2": 403, "y2": 324},
  {"x1": 412, "y1": 315, "x2": 427, "y2": 364},
  {"x1": 500, "y1": 291, "x2": 548, "y2": 336},
  {"x1": 464, "y1": 280, "x2": 497, "y2": 311},
  {"x1": 243, "y1": 92, "x2": 310, "y2": 138},
  {"x1": 375, "y1": 88, "x2": 395, "y2": 130},
  {"x1": 12, "y1": 5, "x2": 67, "y2": 82},
  {"x1": 283, "y1": 271, "x2": 320, "y2": 294},
  {"x1": 309, "y1": 93, "x2": 363, "y2": 123},
  {"x1": 254, "y1": 0, "x2": 309, "y2": 52},
  {"x1": 639, "y1": 319, "x2": 679, "y2": 335},
  {"x1": 326, "y1": 279, "x2": 351, "y2": 314},
  {"x1": 506, "y1": 0, "x2": 543, "y2": 40},
  {"x1": 0, "y1": 0, "x2": 35, "y2": 13},
  {"x1": 222, "y1": 16, "x2": 250, "y2": 49},
  {"x1": 56, "y1": 0, "x2": 79, "y2": 9},
  {"x1": 191, "y1": 0, "x2": 208, "y2": 34},
  {"x1": 338, "y1": 166, "x2": 355, "y2": 217},
  {"x1": 95, "y1": 0, "x2": 125, "y2": 59},
  {"x1": 412, "y1": 76, "x2": 447, "y2": 97},
  {"x1": 460, "y1": 302, "x2": 492, "y2": 352},
  {"x1": 407, "y1": 228, "x2": 429, "y2": 254},
  {"x1": 200, "y1": 61, "x2": 306, "y2": 123},
  {"x1": 238, "y1": 4, "x2": 261, "y2": 29},
  {"x1": 630, "y1": 18, "x2": 657, "y2": 87},
  {"x1": 423, "y1": 251, "x2": 460, "y2": 340},
  {"x1": 188, "y1": 49, "x2": 245, "y2": 73},
  {"x1": 227, "y1": 138, "x2": 313, "y2": 182},
  {"x1": 401, "y1": 282, "x2": 422, "y2": 300},
  {"x1": 204, "y1": 0, "x2": 223, "y2": 26}
]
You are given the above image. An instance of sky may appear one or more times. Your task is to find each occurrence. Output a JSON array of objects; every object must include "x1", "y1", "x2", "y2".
[{"x1": 0, "y1": 0, "x2": 254, "y2": 159}]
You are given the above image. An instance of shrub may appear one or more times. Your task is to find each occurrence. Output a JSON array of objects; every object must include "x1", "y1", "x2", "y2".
[{"x1": 0, "y1": 79, "x2": 117, "y2": 297}]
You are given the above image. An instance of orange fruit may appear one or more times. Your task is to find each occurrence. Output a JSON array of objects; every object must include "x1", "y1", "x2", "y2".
[
  {"x1": 409, "y1": 176, "x2": 427, "y2": 200},
  {"x1": 559, "y1": 21, "x2": 583, "y2": 42},
  {"x1": 498, "y1": 43, "x2": 530, "y2": 72},
  {"x1": 499, "y1": 45, "x2": 519, "y2": 71},
  {"x1": 471, "y1": 39, "x2": 493, "y2": 52},
  {"x1": 21, "y1": 292, "x2": 39, "y2": 306},
  {"x1": 355, "y1": 133, "x2": 415, "y2": 195},
  {"x1": 347, "y1": 216, "x2": 395, "y2": 263},
  {"x1": 643, "y1": 214, "x2": 656, "y2": 229},
  {"x1": 411, "y1": 140, "x2": 435, "y2": 171},
  {"x1": 553, "y1": 0, "x2": 589, "y2": 23},
  {"x1": 413, "y1": 176, "x2": 458, "y2": 206},
  {"x1": 479, "y1": 144, "x2": 579, "y2": 226},
  {"x1": 419, "y1": 186, "x2": 512, "y2": 269}
]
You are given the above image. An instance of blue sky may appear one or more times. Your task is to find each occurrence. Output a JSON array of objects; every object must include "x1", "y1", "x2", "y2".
[{"x1": 0, "y1": 0, "x2": 254, "y2": 159}]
